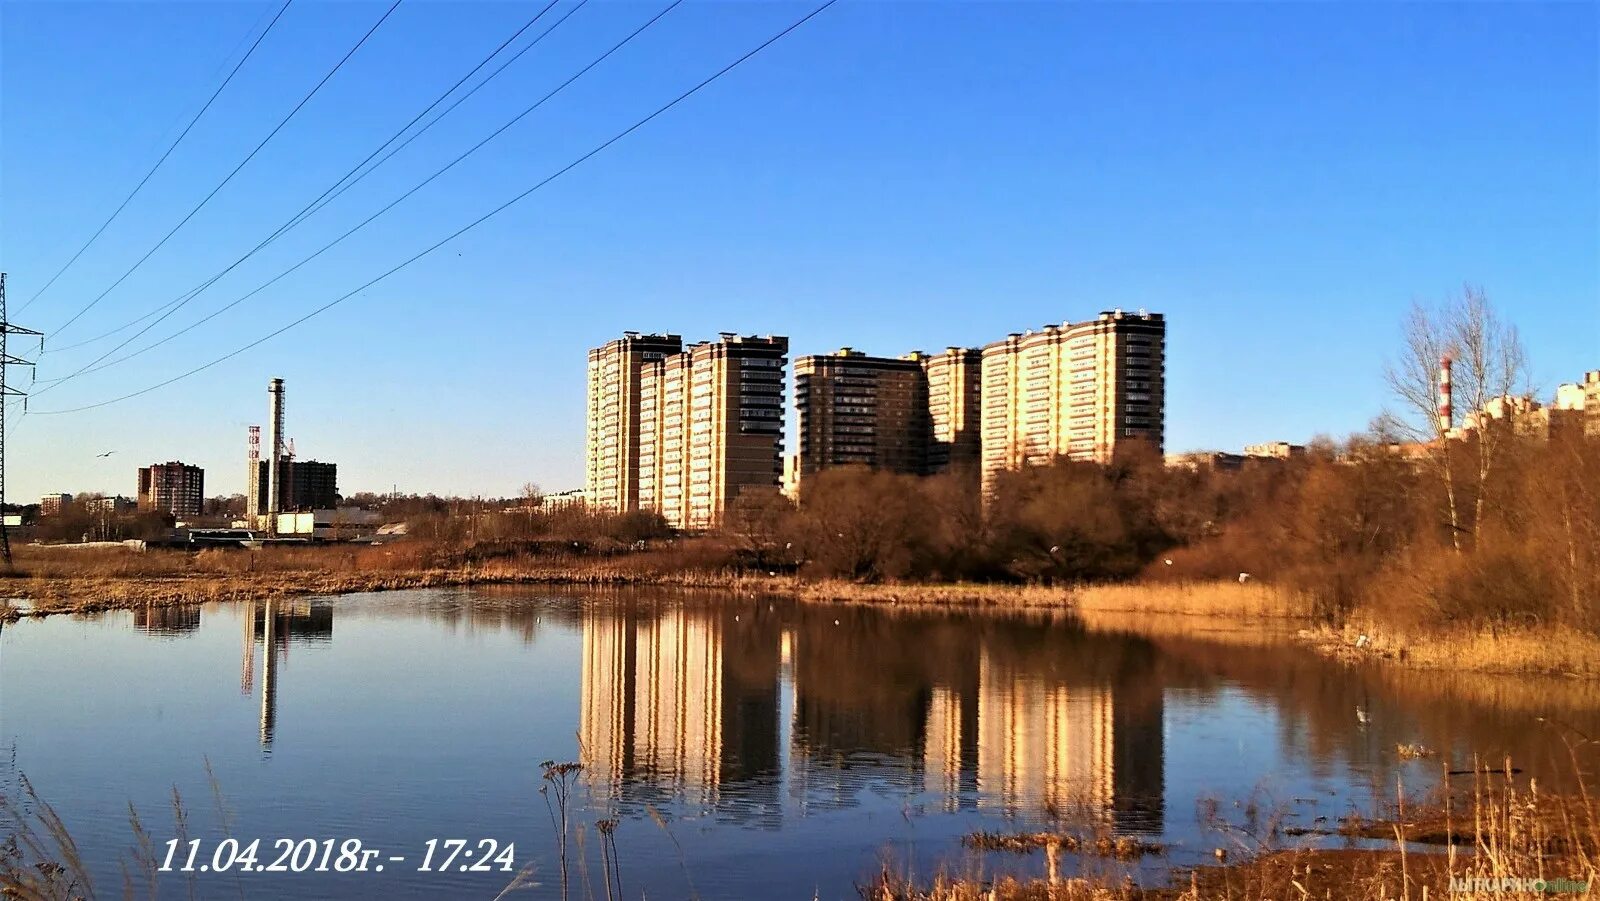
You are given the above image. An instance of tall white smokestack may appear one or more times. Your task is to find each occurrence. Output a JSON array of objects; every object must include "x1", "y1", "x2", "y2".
[{"x1": 267, "y1": 378, "x2": 285, "y2": 523}]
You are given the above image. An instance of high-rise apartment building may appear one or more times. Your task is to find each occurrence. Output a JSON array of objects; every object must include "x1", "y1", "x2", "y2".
[
  {"x1": 980, "y1": 310, "x2": 1165, "y2": 494},
  {"x1": 137, "y1": 461, "x2": 205, "y2": 517},
  {"x1": 637, "y1": 334, "x2": 787, "y2": 529},
  {"x1": 794, "y1": 349, "x2": 928, "y2": 490},
  {"x1": 586, "y1": 332, "x2": 684, "y2": 512},
  {"x1": 922, "y1": 346, "x2": 983, "y2": 473},
  {"x1": 791, "y1": 346, "x2": 983, "y2": 495},
  {"x1": 248, "y1": 459, "x2": 339, "y2": 516}
]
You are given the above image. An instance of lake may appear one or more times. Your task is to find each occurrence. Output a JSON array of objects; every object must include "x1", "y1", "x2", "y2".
[{"x1": 3, "y1": 587, "x2": 1595, "y2": 899}]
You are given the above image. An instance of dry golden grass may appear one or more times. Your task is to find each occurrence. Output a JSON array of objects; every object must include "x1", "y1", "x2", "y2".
[
  {"x1": 1074, "y1": 609, "x2": 1300, "y2": 649},
  {"x1": 7, "y1": 542, "x2": 781, "y2": 618},
  {"x1": 795, "y1": 579, "x2": 1307, "y2": 617},
  {"x1": 1313, "y1": 621, "x2": 1600, "y2": 678},
  {"x1": 1075, "y1": 581, "x2": 1307, "y2": 618},
  {"x1": 796, "y1": 580, "x2": 1078, "y2": 608}
]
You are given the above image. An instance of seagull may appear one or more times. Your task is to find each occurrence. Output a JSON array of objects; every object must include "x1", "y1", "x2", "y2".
[{"x1": 95, "y1": 450, "x2": 115, "y2": 458}]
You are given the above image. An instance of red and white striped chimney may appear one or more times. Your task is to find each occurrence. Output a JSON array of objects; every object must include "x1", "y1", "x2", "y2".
[{"x1": 1437, "y1": 353, "x2": 1453, "y2": 435}]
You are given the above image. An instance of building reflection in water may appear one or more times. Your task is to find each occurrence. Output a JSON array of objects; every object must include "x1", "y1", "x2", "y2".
[
  {"x1": 240, "y1": 600, "x2": 335, "y2": 750},
  {"x1": 580, "y1": 603, "x2": 781, "y2": 814},
  {"x1": 970, "y1": 646, "x2": 1164, "y2": 832},
  {"x1": 578, "y1": 601, "x2": 1164, "y2": 833},
  {"x1": 132, "y1": 604, "x2": 202, "y2": 635}
]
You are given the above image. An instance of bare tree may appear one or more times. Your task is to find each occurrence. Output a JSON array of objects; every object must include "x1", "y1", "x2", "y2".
[
  {"x1": 1383, "y1": 285, "x2": 1529, "y2": 551},
  {"x1": 521, "y1": 482, "x2": 544, "y2": 506}
]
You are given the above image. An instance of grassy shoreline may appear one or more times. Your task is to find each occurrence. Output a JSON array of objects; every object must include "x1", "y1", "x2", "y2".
[
  {"x1": 0, "y1": 549, "x2": 1292, "y2": 620},
  {"x1": 6, "y1": 545, "x2": 1596, "y2": 679},
  {"x1": 871, "y1": 757, "x2": 1600, "y2": 901}
]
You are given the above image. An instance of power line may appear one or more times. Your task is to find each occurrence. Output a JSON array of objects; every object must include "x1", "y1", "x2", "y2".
[
  {"x1": 39, "y1": 0, "x2": 579, "y2": 360},
  {"x1": 47, "y1": 0, "x2": 404, "y2": 340},
  {"x1": 17, "y1": 0, "x2": 295, "y2": 315},
  {"x1": 34, "y1": 0, "x2": 675, "y2": 394},
  {"x1": 31, "y1": 0, "x2": 840, "y2": 417}
]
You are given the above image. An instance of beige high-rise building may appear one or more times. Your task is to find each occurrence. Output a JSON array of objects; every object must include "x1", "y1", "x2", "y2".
[
  {"x1": 980, "y1": 310, "x2": 1165, "y2": 495},
  {"x1": 638, "y1": 334, "x2": 787, "y2": 529},
  {"x1": 922, "y1": 346, "x2": 982, "y2": 473},
  {"x1": 586, "y1": 332, "x2": 683, "y2": 512},
  {"x1": 793, "y1": 349, "x2": 928, "y2": 493}
]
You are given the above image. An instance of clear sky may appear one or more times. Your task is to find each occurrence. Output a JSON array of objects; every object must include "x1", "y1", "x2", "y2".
[{"x1": 2, "y1": 0, "x2": 1595, "y2": 502}]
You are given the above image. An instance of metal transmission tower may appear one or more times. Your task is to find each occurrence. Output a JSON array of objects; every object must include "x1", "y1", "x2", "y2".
[{"x1": 0, "y1": 274, "x2": 43, "y2": 566}]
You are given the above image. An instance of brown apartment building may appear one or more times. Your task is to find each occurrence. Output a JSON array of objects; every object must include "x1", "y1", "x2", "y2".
[
  {"x1": 980, "y1": 310, "x2": 1165, "y2": 495},
  {"x1": 586, "y1": 332, "x2": 684, "y2": 512},
  {"x1": 137, "y1": 461, "x2": 205, "y2": 517},
  {"x1": 794, "y1": 349, "x2": 928, "y2": 485},
  {"x1": 635, "y1": 334, "x2": 788, "y2": 529},
  {"x1": 791, "y1": 345, "x2": 984, "y2": 496}
]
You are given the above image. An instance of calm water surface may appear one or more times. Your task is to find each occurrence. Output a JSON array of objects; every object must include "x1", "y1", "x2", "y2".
[{"x1": 3, "y1": 587, "x2": 1595, "y2": 899}]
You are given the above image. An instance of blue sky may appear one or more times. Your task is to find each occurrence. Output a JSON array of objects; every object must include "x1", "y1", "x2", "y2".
[{"x1": 2, "y1": 0, "x2": 1595, "y2": 501}]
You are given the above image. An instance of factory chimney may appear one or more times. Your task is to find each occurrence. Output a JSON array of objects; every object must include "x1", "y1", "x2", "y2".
[
  {"x1": 267, "y1": 378, "x2": 285, "y2": 527},
  {"x1": 1437, "y1": 354, "x2": 1453, "y2": 435}
]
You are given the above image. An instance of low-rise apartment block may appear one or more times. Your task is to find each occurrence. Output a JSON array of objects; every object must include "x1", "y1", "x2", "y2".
[
  {"x1": 1244, "y1": 442, "x2": 1305, "y2": 459},
  {"x1": 86, "y1": 495, "x2": 136, "y2": 514}
]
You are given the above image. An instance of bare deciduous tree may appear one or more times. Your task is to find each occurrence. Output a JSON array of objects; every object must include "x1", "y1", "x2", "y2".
[{"x1": 1383, "y1": 285, "x2": 1529, "y2": 551}]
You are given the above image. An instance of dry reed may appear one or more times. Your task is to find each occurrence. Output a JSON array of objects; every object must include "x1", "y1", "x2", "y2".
[
  {"x1": 1312, "y1": 620, "x2": 1600, "y2": 678},
  {"x1": 866, "y1": 754, "x2": 1600, "y2": 900}
]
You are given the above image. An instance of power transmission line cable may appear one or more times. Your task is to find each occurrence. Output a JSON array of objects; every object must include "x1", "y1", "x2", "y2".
[
  {"x1": 47, "y1": 0, "x2": 403, "y2": 339},
  {"x1": 17, "y1": 0, "x2": 295, "y2": 314},
  {"x1": 31, "y1": 0, "x2": 840, "y2": 416},
  {"x1": 35, "y1": 0, "x2": 676, "y2": 394},
  {"x1": 40, "y1": 0, "x2": 578, "y2": 359}
]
